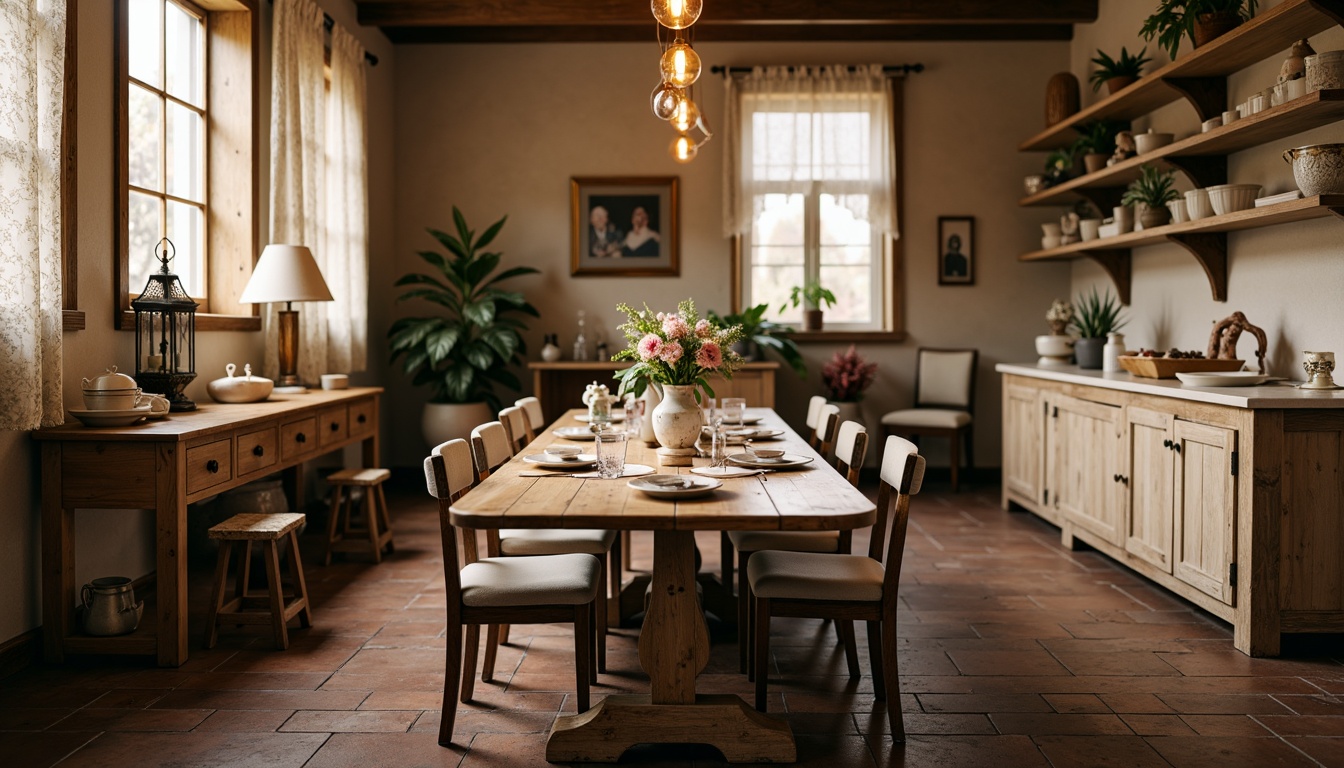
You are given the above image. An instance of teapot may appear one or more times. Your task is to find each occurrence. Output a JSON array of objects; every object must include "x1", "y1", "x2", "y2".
[
  {"x1": 81, "y1": 577, "x2": 144, "y2": 636},
  {"x1": 207, "y1": 363, "x2": 274, "y2": 403}
]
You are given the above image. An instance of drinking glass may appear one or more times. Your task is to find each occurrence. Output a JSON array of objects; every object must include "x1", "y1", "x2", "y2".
[
  {"x1": 624, "y1": 395, "x2": 644, "y2": 437},
  {"x1": 701, "y1": 397, "x2": 717, "y2": 425},
  {"x1": 595, "y1": 431, "x2": 628, "y2": 479},
  {"x1": 721, "y1": 397, "x2": 746, "y2": 428}
]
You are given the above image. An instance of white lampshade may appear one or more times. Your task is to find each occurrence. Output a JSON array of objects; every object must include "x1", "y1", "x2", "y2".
[{"x1": 239, "y1": 244, "x2": 334, "y2": 304}]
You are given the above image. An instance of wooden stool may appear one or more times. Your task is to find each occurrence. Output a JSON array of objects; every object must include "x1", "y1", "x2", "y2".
[
  {"x1": 205, "y1": 512, "x2": 312, "y2": 650},
  {"x1": 325, "y1": 467, "x2": 394, "y2": 565}
]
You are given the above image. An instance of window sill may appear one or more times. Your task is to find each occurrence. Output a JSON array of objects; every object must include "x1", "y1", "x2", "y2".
[
  {"x1": 118, "y1": 310, "x2": 261, "y2": 332},
  {"x1": 788, "y1": 330, "x2": 907, "y2": 344}
]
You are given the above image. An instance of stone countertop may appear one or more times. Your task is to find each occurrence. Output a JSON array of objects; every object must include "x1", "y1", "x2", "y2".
[{"x1": 996, "y1": 363, "x2": 1344, "y2": 409}]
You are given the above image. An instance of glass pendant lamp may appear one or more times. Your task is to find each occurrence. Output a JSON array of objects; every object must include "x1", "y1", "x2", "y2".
[
  {"x1": 669, "y1": 133, "x2": 697, "y2": 163},
  {"x1": 651, "y1": 0, "x2": 702, "y2": 29},
  {"x1": 660, "y1": 39, "x2": 701, "y2": 88}
]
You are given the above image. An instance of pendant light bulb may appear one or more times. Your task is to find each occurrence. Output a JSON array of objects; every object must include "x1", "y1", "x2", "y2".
[
  {"x1": 650, "y1": 82, "x2": 684, "y2": 121},
  {"x1": 670, "y1": 98, "x2": 701, "y2": 134},
  {"x1": 670, "y1": 133, "x2": 698, "y2": 163},
  {"x1": 659, "y1": 40, "x2": 701, "y2": 89},
  {"x1": 651, "y1": 0, "x2": 702, "y2": 30}
]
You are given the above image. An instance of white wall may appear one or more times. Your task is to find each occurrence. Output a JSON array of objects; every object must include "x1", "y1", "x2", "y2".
[
  {"x1": 1068, "y1": 0, "x2": 1344, "y2": 372},
  {"x1": 385, "y1": 39, "x2": 1074, "y2": 468}
]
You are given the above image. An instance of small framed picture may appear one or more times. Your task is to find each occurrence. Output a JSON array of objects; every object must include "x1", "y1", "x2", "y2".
[
  {"x1": 937, "y1": 216, "x2": 974, "y2": 286},
  {"x1": 571, "y1": 176, "x2": 679, "y2": 277}
]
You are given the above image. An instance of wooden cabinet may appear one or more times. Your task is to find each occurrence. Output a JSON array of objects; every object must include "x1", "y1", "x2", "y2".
[
  {"x1": 1002, "y1": 383, "x2": 1045, "y2": 510},
  {"x1": 1172, "y1": 420, "x2": 1237, "y2": 604},
  {"x1": 1048, "y1": 393, "x2": 1124, "y2": 547},
  {"x1": 1125, "y1": 407, "x2": 1175, "y2": 572}
]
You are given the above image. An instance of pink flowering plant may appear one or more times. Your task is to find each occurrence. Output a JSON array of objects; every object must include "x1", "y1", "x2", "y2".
[
  {"x1": 612, "y1": 299, "x2": 744, "y2": 400},
  {"x1": 821, "y1": 345, "x2": 878, "y2": 402}
]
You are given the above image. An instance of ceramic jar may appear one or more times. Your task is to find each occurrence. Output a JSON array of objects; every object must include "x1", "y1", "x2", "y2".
[
  {"x1": 651, "y1": 384, "x2": 702, "y2": 449},
  {"x1": 540, "y1": 334, "x2": 562, "y2": 362},
  {"x1": 1103, "y1": 333, "x2": 1127, "y2": 373},
  {"x1": 1306, "y1": 51, "x2": 1344, "y2": 92},
  {"x1": 639, "y1": 384, "x2": 662, "y2": 444},
  {"x1": 1282, "y1": 144, "x2": 1344, "y2": 196}
]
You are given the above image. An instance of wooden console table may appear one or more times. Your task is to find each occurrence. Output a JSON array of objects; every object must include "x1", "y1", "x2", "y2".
[
  {"x1": 529, "y1": 361, "x2": 778, "y2": 422},
  {"x1": 34, "y1": 387, "x2": 382, "y2": 667}
]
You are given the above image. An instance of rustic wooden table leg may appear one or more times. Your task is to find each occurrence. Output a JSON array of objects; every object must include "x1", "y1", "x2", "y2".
[
  {"x1": 546, "y1": 530, "x2": 795, "y2": 763},
  {"x1": 41, "y1": 444, "x2": 71, "y2": 663},
  {"x1": 156, "y1": 443, "x2": 189, "y2": 667}
]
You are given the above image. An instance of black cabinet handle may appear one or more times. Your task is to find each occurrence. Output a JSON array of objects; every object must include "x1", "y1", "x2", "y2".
[
  {"x1": 357, "y1": 414, "x2": 367, "y2": 424},
  {"x1": 253, "y1": 445, "x2": 264, "y2": 457},
  {"x1": 206, "y1": 459, "x2": 219, "y2": 474},
  {"x1": 1112, "y1": 474, "x2": 1120, "y2": 482},
  {"x1": 1173, "y1": 443, "x2": 1182, "y2": 454},
  {"x1": 1163, "y1": 439, "x2": 1173, "y2": 449},
  {"x1": 296, "y1": 432, "x2": 307, "y2": 443},
  {"x1": 330, "y1": 422, "x2": 340, "y2": 432}
]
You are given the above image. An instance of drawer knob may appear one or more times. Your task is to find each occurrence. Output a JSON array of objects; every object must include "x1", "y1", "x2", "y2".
[
  {"x1": 206, "y1": 459, "x2": 220, "y2": 474},
  {"x1": 357, "y1": 414, "x2": 367, "y2": 424},
  {"x1": 296, "y1": 432, "x2": 307, "y2": 443},
  {"x1": 1162, "y1": 439, "x2": 1173, "y2": 449},
  {"x1": 253, "y1": 445, "x2": 264, "y2": 457},
  {"x1": 330, "y1": 422, "x2": 339, "y2": 432}
]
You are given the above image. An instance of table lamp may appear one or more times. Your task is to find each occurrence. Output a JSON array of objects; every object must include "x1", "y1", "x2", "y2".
[{"x1": 239, "y1": 244, "x2": 334, "y2": 393}]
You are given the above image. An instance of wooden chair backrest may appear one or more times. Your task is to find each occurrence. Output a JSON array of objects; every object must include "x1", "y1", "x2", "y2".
[
  {"x1": 515, "y1": 397, "x2": 544, "y2": 441},
  {"x1": 833, "y1": 420, "x2": 868, "y2": 487},
  {"x1": 498, "y1": 406, "x2": 530, "y2": 456},
  {"x1": 815, "y1": 404, "x2": 841, "y2": 456},
  {"x1": 804, "y1": 395, "x2": 827, "y2": 444},
  {"x1": 914, "y1": 347, "x2": 979, "y2": 413},
  {"x1": 470, "y1": 421, "x2": 513, "y2": 481},
  {"x1": 867, "y1": 436, "x2": 925, "y2": 602},
  {"x1": 424, "y1": 439, "x2": 478, "y2": 604}
]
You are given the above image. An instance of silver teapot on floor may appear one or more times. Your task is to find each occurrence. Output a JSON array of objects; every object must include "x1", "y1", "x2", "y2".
[{"x1": 81, "y1": 577, "x2": 144, "y2": 636}]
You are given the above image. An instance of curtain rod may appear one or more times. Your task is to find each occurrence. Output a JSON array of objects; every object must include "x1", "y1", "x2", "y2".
[
  {"x1": 711, "y1": 63, "x2": 924, "y2": 77},
  {"x1": 266, "y1": 1, "x2": 379, "y2": 66}
]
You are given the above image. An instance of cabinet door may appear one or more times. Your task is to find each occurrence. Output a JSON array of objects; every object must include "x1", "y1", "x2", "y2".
[
  {"x1": 1050, "y1": 393, "x2": 1124, "y2": 546},
  {"x1": 1003, "y1": 383, "x2": 1045, "y2": 504},
  {"x1": 1173, "y1": 420, "x2": 1237, "y2": 604},
  {"x1": 1125, "y1": 407, "x2": 1174, "y2": 572}
]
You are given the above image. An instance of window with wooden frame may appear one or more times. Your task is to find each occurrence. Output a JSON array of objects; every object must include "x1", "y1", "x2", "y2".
[{"x1": 115, "y1": 0, "x2": 258, "y2": 331}]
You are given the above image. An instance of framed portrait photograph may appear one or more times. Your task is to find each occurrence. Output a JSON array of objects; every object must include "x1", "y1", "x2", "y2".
[
  {"x1": 937, "y1": 216, "x2": 974, "y2": 286},
  {"x1": 571, "y1": 176, "x2": 679, "y2": 277}
]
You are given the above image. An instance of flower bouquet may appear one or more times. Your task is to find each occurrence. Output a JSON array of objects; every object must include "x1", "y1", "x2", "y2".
[
  {"x1": 822, "y1": 345, "x2": 877, "y2": 403},
  {"x1": 612, "y1": 299, "x2": 744, "y2": 400}
]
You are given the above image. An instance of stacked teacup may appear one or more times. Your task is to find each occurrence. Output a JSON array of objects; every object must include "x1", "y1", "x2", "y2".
[{"x1": 81, "y1": 367, "x2": 169, "y2": 416}]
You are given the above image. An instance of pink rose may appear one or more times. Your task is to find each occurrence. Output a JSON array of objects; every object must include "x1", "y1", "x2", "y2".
[
  {"x1": 659, "y1": 341, "x2": 684, "y2": 364},
  {"x1": 637, "y1": 333, "x2": 663, "y2": 361},
  {"x1": 694, "y1": 319, "x2": 713, "y2": 339},
  {"x1": 662, "y1": 314, "x2": 690, "y2": 339},
  {"x1": 695, "y1": 341, "x2": 723, "y2": 369}
]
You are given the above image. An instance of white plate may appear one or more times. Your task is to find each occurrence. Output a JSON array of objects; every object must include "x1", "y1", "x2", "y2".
[
  {"x1": 726, "y1": 453, "x2": 814, "y2": 470},
  {"x1": 691, "y1": 466, "x2": 761, "y2": 478},
  {"x1": 1175, "y1": 372, "x2": 1270, "y2": 387},
  {"x1": 628, "y1": 474, "x2": 723, "y2": 499},
  {"x1": 522, "y1": 453, "x2": 597, "y2": 469},
  {"x1": 68, "y1": 406, "x2": 152, "y2": 428},
  {"x1": 553, "y1": 426, "x2": 599, "y2": 440},
  {"x1": 574, "y1": 410, "x2": 626, "y2": 423}
]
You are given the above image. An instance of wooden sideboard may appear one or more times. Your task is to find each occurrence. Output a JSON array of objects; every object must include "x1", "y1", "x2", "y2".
[
  {"x1": 528, "y1": 361, "x2": 779, "y2": 423},
  {"x1": 998, "y1": 364, "x2": 1344, "y2": 656},
  {"x1": 34, "y1": 388, "x2": 382, "y2": 667}
]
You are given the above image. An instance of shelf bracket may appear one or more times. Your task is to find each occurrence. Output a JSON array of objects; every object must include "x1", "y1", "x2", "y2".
[
  {"x1": 1165, "y1": 155, "x2": 1228, "y2": 189},
  {"x1": 1083, "y1": 249, "x2": 1132, "y2": 305},
  {"x1": 1077, "y1": 188, "x2": 1126, "y2": 215},
  {"x1": 1166, "y1": 232, "x2": 1228, "y2": 302},
  {"x1": 1162, "y1": 77, "x2": 1227, "y2": 123}
]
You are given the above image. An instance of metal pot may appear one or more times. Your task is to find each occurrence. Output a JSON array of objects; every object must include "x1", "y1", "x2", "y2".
[
  {"x1": 1282, "y1": 143, "x2": 1344, "y2": 196},
  {"x1": 81, "y1": 577, "x2": 143, "y2": 636}
]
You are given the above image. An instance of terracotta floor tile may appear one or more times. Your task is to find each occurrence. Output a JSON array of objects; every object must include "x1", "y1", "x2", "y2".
[
  {"x1": 1256, "y1": 715, "x2": 1344, "y2": 737},
  {"x1": 1178, "y1": 715, "x2": 1274, "y2": 736},
  {"x1": 868, "y1": 734, "x2": 1049, "y2": 767},
  {"x1": 0, "y1": 731, "x2": 99, "y2": 768},
  {"x1": 53, "y1": 732, "x2": 328, "y2": 768},
  {"x1": 1050, "y1": 651, "x2": 1181, "y2": 677},
  {"x1": 150, "y1": 689, "x2": 370, "y2": 711},
  {"x1": 1032, "y1": 734, "x2": 1169, "y2": 767},
  {"x1": 280, "y1": 709, "x2": 419, "y2": 733},
  {"x1": 412, "y1": 710, "x2": 557, "y2": 735},
  {"x1": 989, "y1": 713, "x2": 1133, "y2": 735},
  {"x1": 309, "y1": 732, "x2": 472, "y2": 768},
  {"x1": 1285, "y1": 737, "x2": 1344, "y2": 768},
  {"x1": 192, "y1": 709, "x2": 296, "y2": 732},
  {"x1": 1145, "y1": 736, "x2": 1319, "y2": 767},
  {"x1": 1042, "y1": 693, "x2": 1111, "y2": 714},
  {"x1": 1277, "y1": 695, "x2": 1344, "y2": 715},
  {"x1": 50, "y1": 707, "x2": 213, "y2": 732},
  {"x1": 917, "y1": 694, "x2": 1054, "y2": 714},
  {"x1": 0, "y1": 708, "x2": 73, "y2": 730},
  {"x1": 1100, "y1": 694, "x2": 1177, "y2": 714},
  {"x1": 1120, "y1": 714, "x2": 1198, "y2": 736},
  {"x1": 1157, "y1": 693, "x2": 1295, "y2": 715},
  {"x1": 946, "y1": 650, "x2": 1071, "y2": 677},
  {"x1": 174, "y1": 671, "x2": 331, "y2": 691},
  {"x1": 1157, "y1": 651, "x2": 1342, "y2": 678},
  {"x1": 87, "y1": 689, "x2": 168, "y2": 708}
]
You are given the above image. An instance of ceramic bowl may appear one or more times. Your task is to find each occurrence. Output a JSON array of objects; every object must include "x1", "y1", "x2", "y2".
[
  {"x1": 206, "y1": 364, "x2": 274, "y2": 404},
  {"x1": 1282, "y1": 143, "x2": 1344, "y2": 196},
  {"x1": 1166, "y1": 198, "x2": 1189, "y2": 224},
  {"x1": 1306, "y1": 51, "x2": 1344, "y2": 92},
  {"x1": 1202, "y1": 116, "x2": 1223, "y2": 133},
  {"x1": 82, "y1": 388, "x2": 142, "y2": 411},
  {"x1": 1134, "y1": 130, "x2": 1174, "y2": 154},
  {"x1": 747, "y1": 447, "x2": 786, "y2": 459},
  {"x1": 1207, "y1": 183, "x2": 1262, "y2": 215},
  {"x1": 1184, "y1": 188, "x2": 1214, "y2": 220}
]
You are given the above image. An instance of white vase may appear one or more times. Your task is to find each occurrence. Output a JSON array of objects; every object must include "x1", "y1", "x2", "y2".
[
  {"x1": 639, "y1": 384, "x2": 662, "y2": 444},
  {"x1": 421, "y1": 401, "x2": 494, "y2": 450},
  {"x1": 1103, "y1": 332, "x2": 1127, "y2": 373},
  {"x1": 651, "y1": 384, "x2": 702, "y2": 450},
  {"x1": 1035, "y1": 334, "x2": 1074, "y2": 366}
]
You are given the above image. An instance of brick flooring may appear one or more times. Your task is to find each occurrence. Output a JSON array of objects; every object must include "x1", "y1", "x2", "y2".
[{"x1": 4, "y1": 479, "x2": 1344, "y2": 766}]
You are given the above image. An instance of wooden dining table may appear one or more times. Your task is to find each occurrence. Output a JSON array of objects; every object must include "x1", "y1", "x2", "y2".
[{"x1": 449, "y1": 407, "x2": 876, "y2": 763}]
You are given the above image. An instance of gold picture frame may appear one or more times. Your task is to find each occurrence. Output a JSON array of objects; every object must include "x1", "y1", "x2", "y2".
[{"x1": 571, "y1": 176, "x2": 679, "y2": 277}]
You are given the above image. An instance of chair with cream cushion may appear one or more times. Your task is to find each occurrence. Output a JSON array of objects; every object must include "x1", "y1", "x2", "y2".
[
  {"x1": 514, "y1": 396, "x2": 545, "y2": 442},
  {"x1": 880, "y1": 348, "x2": 977, "y2": 492},
  {"x1": 731, "y1": 420, "x2": 868, "y2": 674},
  {"x1": 498, "y1": 405, "x2": 531, "y2": 456},
  {"x1": 803, "y1": 395, "x2": 827, "y2": 450},
  {"x1": 469, "y1": 421, "x2": 616, "y2": 676},
  {"x1": 748, "y1": 435, "x2": 925, "y2": 741},
  {"x1": 424, "y1": 439, "x2": 599, "y2": 747}
]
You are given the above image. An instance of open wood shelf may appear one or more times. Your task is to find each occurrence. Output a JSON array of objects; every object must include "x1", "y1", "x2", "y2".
[
  {"x1": 1021, "y1": 89, "x2": 1344, "y2": 208},
  {"x1": 1019, "y1": 0, "x2": 1344, "y2": 152}
]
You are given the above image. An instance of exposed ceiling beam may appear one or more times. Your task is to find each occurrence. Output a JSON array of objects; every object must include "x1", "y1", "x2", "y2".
[{"x1": 379, "y1": 23, "x2": 1077, "y2": 45}]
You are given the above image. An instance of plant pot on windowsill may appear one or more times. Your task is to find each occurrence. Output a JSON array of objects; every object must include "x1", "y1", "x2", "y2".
[
  {"x1": 803, "y1": 309, "x2": 824, "y2": 332},
  {"x1": 1193, "y1": 11, "x2": 1243, "y2": 49}
]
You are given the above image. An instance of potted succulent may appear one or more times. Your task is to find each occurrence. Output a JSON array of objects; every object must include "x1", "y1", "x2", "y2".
[
  {"x1": 1141, "y1": 0, "x2": 1258, "y2": 61},
  {"x1": 1121, "y1": 164, "x2": 1181, "y2": 229},
  {"x1": 1036, "y1": 299, "x2": 1076, "y2": 366},
  {"x1": 1089, "y1": 46, "x2": 1152, "y2": 95},
  {"x1": 780, "y1": 281, "x2": 837, "y2": 331},
  {"x1": 707, "y1": 303, "x2": 807, "y2": 377},
  {"x1": 1071, "y1": 287, "x2": 1127, "y2": 369},
  {"x1": 821, "y1": 345, "x2": 877, "y2": 426},
  {"x1": 1072, "y1": 120, "x2": 1128, "y2": 174},
  {"x1": 388, "y1": 207, "x2": 540, "y2": 447}
]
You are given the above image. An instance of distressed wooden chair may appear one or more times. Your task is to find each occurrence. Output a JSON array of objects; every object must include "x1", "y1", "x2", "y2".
[
  {"x1": 880, "y1": 347, "x2": 977, "y2": 492},
  {"x1": 498, "y1": 405, "x2": 531, "y2": 456},
  {"x1": 514, "y1": 396, "x2": 545, "y2": 442}
]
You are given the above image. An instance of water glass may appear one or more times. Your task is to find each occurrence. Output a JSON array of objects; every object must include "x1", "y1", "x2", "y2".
[
  {"x1": 624, "y1": 395, "x2": 644, "y2": 437},
  {"x1": 701, "y1": 397, "x2": 717, "y2": 425},
  {"x1": 595, "y1": 431, "x2": 628, "y2": 479},
  {"x1": 721, "y1": 397, "x2": 746, "y2": 427}
]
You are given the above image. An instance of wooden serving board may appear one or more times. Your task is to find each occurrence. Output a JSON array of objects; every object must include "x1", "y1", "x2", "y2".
[{"x1": 1118, "y1": 356, "x2": 1245, "y2": 379}]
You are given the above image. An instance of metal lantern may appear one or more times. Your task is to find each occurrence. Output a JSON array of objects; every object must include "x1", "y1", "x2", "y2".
[{"x1": 133, "y1": 238, "x2": 198, "y2": 411}]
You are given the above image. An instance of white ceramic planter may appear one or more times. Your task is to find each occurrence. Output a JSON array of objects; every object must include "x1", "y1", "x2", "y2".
[
  {"x1": 421, "y1": 401, "x2": 494, "y2": 450},
  {"x1": 652, "y1": 384, "x2": 702, "y2": 450},
  {"x1": 639, "y1": 384, "x2": 662, "y2": 444},
  {"x1": 1035, "y1": 334, "x2": 1074, "y2": 365}
]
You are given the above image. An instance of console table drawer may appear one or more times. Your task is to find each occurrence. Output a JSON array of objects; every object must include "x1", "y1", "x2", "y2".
[
  {"x1": 318, "y1": 406, "x2": 348, "y2": 448},
  {"x1": 348, "y1": 398, "x2": 376, "y2": 438},
  {"x1": 236, "y1": 427, "x2": 278, "y2": 476},
  {"x1": 187, "y1": 439, "x2": 233, "y2": 495},
  {"x1": 281, "y1": 418, "x2": 317, "y2": 461}
]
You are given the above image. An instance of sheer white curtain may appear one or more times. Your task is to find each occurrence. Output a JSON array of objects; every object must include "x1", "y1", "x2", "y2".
[
  {"x1": 0, "y1": 0, "x2": 66, "y2": 430},
  {"x1": 722, "y1": 64, "x2": 898, "y2": 240},
  {"x1": 268, "y1": 0, "x2": 368, "y2": 383}
]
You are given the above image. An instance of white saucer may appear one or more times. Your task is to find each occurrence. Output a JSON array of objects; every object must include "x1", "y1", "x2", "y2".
[
  {"x1": 68, "y1": 406, "x2": 152, "y2": 428},
  {"x1": 628, "y1": 474, "x2": 723, "y2": 499},
  {"x1": 691, "y1": 466, "x2": 761, "y2": 478},
  {"x1": 522, "y1": 453, "x2": 597, "y2": 469},
  {"x1": 575, "y1": 410, "x2": 625, "y2": 423},
  {"x1": 726, "y1": 453, "x2": 814, "y2": 470},
  {"x1": 1175, "y1": 371, "x2": 1270, "y2": 387},
  {"x1": 553, "y1": 426, "x2": 599, "y2": 440}
]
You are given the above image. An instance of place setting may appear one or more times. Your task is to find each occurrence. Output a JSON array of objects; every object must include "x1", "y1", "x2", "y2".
[{"x1": 520, "y1": 436, "x2": 655, "y2": 478}]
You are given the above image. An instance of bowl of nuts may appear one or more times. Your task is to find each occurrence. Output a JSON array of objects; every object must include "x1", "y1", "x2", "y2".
[{"x1": 1118, "y1": 349, "x2": 1245, "y2": 379}]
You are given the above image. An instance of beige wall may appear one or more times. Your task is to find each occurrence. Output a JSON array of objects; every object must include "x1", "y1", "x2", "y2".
[
  {"x1": 0, "y1": 0, "x2": 395, "y2": 645},
  {"x1": 385, "y1": 39, "x2": 1073, "y2": 468},
  {"x1": 1068, "y1": 0, "x2": 1344, "y2": 372}
]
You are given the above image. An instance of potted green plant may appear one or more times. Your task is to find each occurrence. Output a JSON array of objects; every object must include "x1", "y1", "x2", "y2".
[
  {"x1": 1070, "y1": 287, "x2": 1127, "y2": 369},
  {"x1": 707, "y1": 303, "x2": 807, "y2": 377},
  {"x1": 780, "y1": 281, "x2": 837, "y2": 331},
  {"x1": 388, "y1": 207, "x2": 539, "y2": 447},
  {"x1": 1121, "y1": 164, "x2": 1180, "y2": 229},
  {"x1": 1043, "y1": 147, "x2": 1075, "y2": 187},
  {"x1": 1089, "y1": 46, "x2": 1152, "y2": 95},
  {"x1": 1141, "y1": 0, "x2": 1258, "y2": 61},
  {"x1": 1071, "y1": 120, "x2": 1128, "y2": 174}
]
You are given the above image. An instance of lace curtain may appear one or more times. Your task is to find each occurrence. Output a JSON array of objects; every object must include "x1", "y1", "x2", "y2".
[
  {"x1": 722, "y1": 64, "x2": 898, "y2": 240},
  {"x1": 268, "y1": 0, "x2": 368, "y2": 383},
  {"x1": 0, "y1": 0, "x2": 66, "y2": 430}
]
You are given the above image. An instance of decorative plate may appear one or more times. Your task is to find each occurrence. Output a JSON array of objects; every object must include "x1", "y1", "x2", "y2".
[
  {"x1": 690, "y1": 466, "x2": 761, "y2": 478},
  {"x1": 726, "y1": 453, "x2": 814, "y2": 470},
  {"x1": 68, "y1": 406, "x2": 152, "y2": 428},
  {"x1": 553, "y1": 426, "x2": 600, "y2": 440},
  {"x1": 1175, "y1": 371, "x2": 1271, "y2": 387},
  {"x1": 522, "y1": 453, "x2": 597, "y2": 469},
  {"x1": 628, "y1": 474, "x2": 723, "y2": 499}
]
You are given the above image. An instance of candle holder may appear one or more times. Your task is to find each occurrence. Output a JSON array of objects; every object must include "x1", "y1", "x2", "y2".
[{"x1": 1300, "y1": 350, "x2": 1340, "y2": 390}]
